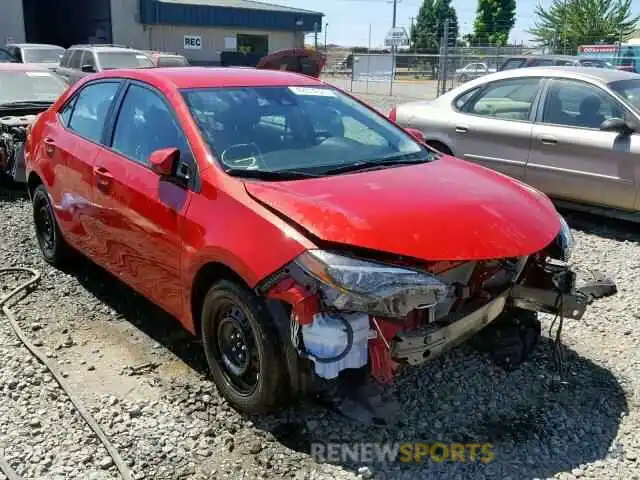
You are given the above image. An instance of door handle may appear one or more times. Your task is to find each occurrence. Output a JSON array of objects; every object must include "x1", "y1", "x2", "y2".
[
  {"x1": 455, "y1": 126, "x2": 468, "y2": 133},
  {"x1": 94, "y1": 166, "x2": 113, "y2": 191},
  {"x1": 540, "y1": 136, "x2": 558, "y2": 145},
  {"x1": 44, "y1": 137, "x2": 56, "y2": 156}
]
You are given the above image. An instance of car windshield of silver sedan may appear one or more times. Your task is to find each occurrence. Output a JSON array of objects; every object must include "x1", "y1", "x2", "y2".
[
  {"x1": 182, "y1": 85, "x2": 436, "y2": 179},
  {"x1": 610, "y1": 79, "x2": 640, "y2": 113},
  {"x1": 22, "y1": 48, "x2": 64, "y2": 63},
  {"x1": 0, "y1": 70, "x2": 67, "y2": 106},
  {"x1": 97, "y1": 51, "x2": 154, "y2": 70}
]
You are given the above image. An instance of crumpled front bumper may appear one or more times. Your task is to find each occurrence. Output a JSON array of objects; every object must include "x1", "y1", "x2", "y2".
[{"x1": 391, "y1": 271, "x2": 617, "y2": 366}]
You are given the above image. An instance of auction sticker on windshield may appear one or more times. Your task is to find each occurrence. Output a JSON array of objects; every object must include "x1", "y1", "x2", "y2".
[{"x1": 288, "y1": 86, "x2": 336, "y2": 97}]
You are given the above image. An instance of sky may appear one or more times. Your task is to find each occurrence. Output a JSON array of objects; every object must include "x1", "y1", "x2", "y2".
[{"x1": 271, "y1": 0, "x2": 640, "y2": 48}]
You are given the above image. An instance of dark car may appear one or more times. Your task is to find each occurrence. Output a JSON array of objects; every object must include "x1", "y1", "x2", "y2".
[
  {"x1": 499, "y1": 55, "x2": 615, "y2": 71},
  {"x1": 5, "y1": 43, "x2": 65, "y2": 70},
  {"x1": 256, "y1": 48, "x2": 326, "y2": 78},
  {"x1": 55, "y1": 44, "x2": 154, "y2": 85}
]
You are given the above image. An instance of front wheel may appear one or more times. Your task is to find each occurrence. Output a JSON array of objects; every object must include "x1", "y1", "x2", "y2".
[{"x1": 201, "y1": 280, "x2": 289, "y2": 413}]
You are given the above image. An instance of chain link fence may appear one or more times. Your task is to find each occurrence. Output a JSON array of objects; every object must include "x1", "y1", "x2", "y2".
[{"x1": 321, "y1": 45, "x2": 533, "y2": 101}]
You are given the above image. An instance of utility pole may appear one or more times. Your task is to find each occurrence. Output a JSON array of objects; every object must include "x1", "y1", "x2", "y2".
[
  {"x1": 440, "y1": 17, "x2": 450, "y2": 96},
  {"x1": 324, "y1": 22, "x2": 328, "y2": 51},
  {"x1": 390, "y1": 0, "x2": 398, "y2": 96}
]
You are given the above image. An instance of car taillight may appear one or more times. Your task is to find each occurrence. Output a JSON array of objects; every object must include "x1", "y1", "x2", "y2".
[{"x1": 388, "y1": 106, "x2": 397, "y2": 122}]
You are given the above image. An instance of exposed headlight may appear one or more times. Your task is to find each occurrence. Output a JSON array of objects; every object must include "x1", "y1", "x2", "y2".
[
  {"x1": 294, "y1": 250, "x2": 452, "y2": 318},
  {"x1": 557, "y1": 215, "x2": 575, "y2": 262}
]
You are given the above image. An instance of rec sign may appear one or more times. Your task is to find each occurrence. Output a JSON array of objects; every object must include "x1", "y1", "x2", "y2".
[{"x1": 184, "y1": 35, "x2": 202, "y2": 50}]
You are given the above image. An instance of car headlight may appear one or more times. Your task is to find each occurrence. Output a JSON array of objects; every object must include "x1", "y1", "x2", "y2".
[
  {"x1": 557, "y1": 215, "x2": 575, "y2": 261},
  {"x1": 293, "y1": 250, "x2": 452, "y2": 318}
]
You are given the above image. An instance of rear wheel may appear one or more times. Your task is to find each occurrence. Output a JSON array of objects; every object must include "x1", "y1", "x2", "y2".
[
  {"x1": 32, "y1": 184, "x2": 71, "y2": 267},
  {"x1": 472, "y1": 309, "x2": 541, "y2": 371},
  {"x1": 201, "y1": 280, "x2": 288, "y2": 413},
  {"x1": 426, "y1": 141, "x2": 453, "y2": 155}
]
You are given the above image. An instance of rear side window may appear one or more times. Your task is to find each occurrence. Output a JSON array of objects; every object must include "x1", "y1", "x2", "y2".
[
  {"x1": 81, "y1": 51, "x2": 96, "y2": 69},
  {"x1": 68, "y1": 50, "x2": 83, "y2": 69},
  {"x1": 60, "y1": 50, "x2": 72, "y2": 67},
  {"x1": 530, "y1": 58, "x2": 554, "y2": 67},
  {"x1": 67, "y1": 81, "x2": 120, "y2": 143},
  {"x1": 466, "y1": 77, "x2": 542, "y2": 121}
]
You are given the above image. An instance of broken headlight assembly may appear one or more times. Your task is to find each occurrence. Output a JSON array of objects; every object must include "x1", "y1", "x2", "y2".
[{"x1": 293, "y1": 250, "x2": 452, "y2": 319}]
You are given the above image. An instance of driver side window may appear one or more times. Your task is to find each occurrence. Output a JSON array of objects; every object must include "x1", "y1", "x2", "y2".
[{"x1": 111, "y1": 84, "x2": 191, "y2": 170}]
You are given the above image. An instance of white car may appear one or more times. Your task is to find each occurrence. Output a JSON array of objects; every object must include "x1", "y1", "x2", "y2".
[{"x1": 455, "y1": 63, "x2": 496, "y2": 82}]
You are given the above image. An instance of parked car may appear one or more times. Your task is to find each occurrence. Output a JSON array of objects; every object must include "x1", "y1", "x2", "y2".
[
  {"x1": 455, "y1": 62, "x2": 496, "y2": 83},
  {"x1": 143, "y1": 50, "x2": 189, "y2": 67},
  {"x1": 256, "y1": 48, "x2": 326, "y2": 77},
  {"x1": 389, "y1": 66, "x2": 640, "y2": 220},
  {"x1": 55, "y1": 44, "x2": 154, "y2": 85},
  {"x1": 5, "y1": 43, "x2": 65, "y2": 70},
  {"x1": 499, "y1": 55, "x2": 615, "y2": 71},
  {"x1": 24, "y1": 67, "x2": 615, "y2": 415},
  {"x1": 0, "y1": 63, "x2": 68, "y2": 182}
]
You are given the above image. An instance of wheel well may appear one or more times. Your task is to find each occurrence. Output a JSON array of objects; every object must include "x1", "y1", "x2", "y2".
[
  {"x1": 426, "y1": 141, "x2": 453, "y2": 155},
  {"x1": 191, "y1": 262, "x2": 249, "y2": 338},
  {"x1": 27, "y1": 172, "x2": 42, "y2": 198}
]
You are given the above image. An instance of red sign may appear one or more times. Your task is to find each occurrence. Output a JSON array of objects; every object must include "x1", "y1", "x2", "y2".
[{"x1": 579, "y1": 45, "x2": 618, "y2": 54}]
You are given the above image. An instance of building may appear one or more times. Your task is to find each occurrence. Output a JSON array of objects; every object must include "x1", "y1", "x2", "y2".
[{"x1": 1, "y1": 0, "x2": 323, "y2": 64}]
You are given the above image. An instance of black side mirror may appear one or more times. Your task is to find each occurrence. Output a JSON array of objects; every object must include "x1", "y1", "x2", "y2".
[
  {"x1": 81, "y1": 64, "x2": 96, "y2": 73},
  {"x1": 600, "y1": 117, "x2": 636, "y2": 135}
]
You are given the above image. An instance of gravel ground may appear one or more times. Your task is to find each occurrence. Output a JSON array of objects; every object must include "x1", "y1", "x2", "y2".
[{"x1": 0, "y1": 108, "x2": 639, "y2": 478}]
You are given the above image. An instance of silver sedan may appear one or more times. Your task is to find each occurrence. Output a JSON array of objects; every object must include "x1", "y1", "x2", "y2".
[{"x1": 391, "y1": 67, "x2": 640, "y2": 220}]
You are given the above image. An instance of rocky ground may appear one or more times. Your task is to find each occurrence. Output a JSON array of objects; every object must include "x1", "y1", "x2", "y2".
[{"x1": 0, "y1": 95, "x2": 639, "y2": 479}]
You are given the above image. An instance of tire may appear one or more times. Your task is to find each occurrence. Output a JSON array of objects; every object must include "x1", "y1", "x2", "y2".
[
  {"x1": 471, "y1": 309, "x2": 541, "y2": 371},
  {"x1": 426, "y1": 141, "x2": 453, "y2": 156},
  {"x1": 32, "y1": 184, "x2": 71, "y2": 267},
  {"x1": 459, "y1": 74, "x2": 468, "y2": 83},
  {"x1": 201, "y1": 279, "x2": 288, "y2": 413}
]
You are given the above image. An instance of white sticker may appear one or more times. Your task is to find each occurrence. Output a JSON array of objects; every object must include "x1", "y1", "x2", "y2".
[
  {"x1": 288, "y1": 86, "x2": 336, "y2": 97},
  {"x1": 26, "y1": 71, "x2": 53, "y2": 77}
]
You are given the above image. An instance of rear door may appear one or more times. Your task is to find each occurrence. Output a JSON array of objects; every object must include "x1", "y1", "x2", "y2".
[
  {"x1": 447, "y1": 76, "x2": 544, "y2": 180},
  {"x1": 38, "y1": 80, "x2": 122, "y2": 252},
  {"x1": 88, "y1": 81, "x2": 196, "y2": 317},
  {"x1": 526, "y1": 78, "x2": 638, "y2": 210}
]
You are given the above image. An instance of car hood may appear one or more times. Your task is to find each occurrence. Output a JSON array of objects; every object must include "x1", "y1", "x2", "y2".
[{"x1": 244, "y1": 156, "x2": 561, "y2": 261}]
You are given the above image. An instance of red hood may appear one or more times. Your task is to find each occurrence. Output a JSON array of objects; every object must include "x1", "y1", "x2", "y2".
[{"x1": 244, "y1": 156, "x2": 561, "y2": 261}]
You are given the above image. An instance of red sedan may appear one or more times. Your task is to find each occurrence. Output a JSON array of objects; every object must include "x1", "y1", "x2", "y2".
[{"x1": 24, "y1": 67, "x2": 614, "y2": 416}]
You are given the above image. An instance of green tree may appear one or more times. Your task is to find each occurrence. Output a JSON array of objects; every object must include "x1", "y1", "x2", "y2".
[
  {"x1": 529, "y1": 0, "x2": 640, "y2": 54},
  {"x1": 411, "y1": 0, "x2": 459, "y2": 54},
  {"x1": 471, "y1": 0, "x2": 516, "y2": 46}
]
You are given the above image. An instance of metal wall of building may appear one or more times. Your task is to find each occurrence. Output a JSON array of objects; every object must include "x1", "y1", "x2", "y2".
[{"x1": 0, "y1": 1, "x2": 26, "y2": 44}]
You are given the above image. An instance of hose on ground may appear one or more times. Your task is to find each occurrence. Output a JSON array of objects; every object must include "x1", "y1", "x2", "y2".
[{"x1": 0, "y1": 267, "x2": 133, "y2": 480}]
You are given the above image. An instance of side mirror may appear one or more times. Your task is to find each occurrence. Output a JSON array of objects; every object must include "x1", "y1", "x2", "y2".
[
  {"x1": 81, "y1": 64, "x2": 96, "y2": 73},
  {"x1": 150, "y1": 147, "x2": 179, "y2": 177},
  {"x1": 405, "y1": 127, "x2": 426, "y2": 143},
  {"x1": 600, "y1": 117, "x2": 635, "y2": 135}
]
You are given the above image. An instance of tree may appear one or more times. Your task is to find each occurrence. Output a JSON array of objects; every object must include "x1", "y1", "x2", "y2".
[
  {"x1": 529, "y1": 0, "x2": 640, "y2": 54},
  {"x1": 411, "y1": 0, "x2": 459, "y2": 54},
  {"x1": 471, "y1": 0, "x2": 516, "y2": 46}
]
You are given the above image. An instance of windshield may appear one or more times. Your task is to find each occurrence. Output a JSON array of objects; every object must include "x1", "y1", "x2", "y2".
[
  {"x1": 97, "y1": 51, "x2": 154, "y2": 69},
  {"x1": 182, "y1": 85, "x2": 430, "y2": 177},
  {"x1": 0, "y1": 70, "x2": 67, "y2": 105},
  {"x1": 609, "y1": 79, "x2": 640, "y2": 112},
  {"x1": 22, "y1": 48, "x2": 64, "y2": 63}
]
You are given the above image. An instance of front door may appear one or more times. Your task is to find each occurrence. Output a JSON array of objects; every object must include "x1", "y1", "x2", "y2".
[
  {"x1": 88, "y1": 82, "x2": 196, "y2": 318},
  {"x1": 450, "y1": 76, "x2": 544, "y2": 181},
  {"x1": 526, "y1": 78, "x2": 639, "y2": 211}
]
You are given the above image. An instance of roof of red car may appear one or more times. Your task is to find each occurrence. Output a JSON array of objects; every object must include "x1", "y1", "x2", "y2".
[
  {"x1": 96, "y1": 66, "x2": 324, "y2": 89},
  {"x1": 0, "y1": 62, "x2": 50, "y2": 72}
]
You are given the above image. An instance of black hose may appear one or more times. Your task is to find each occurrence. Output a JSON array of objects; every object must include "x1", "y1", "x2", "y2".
[{"x1": 0, "y1": 268, "x2": 132, "y2": 480}]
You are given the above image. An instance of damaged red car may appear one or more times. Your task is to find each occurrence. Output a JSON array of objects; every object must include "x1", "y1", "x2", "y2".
[{"x1": 24, "y1": 67, "x2": 616, "y2": 418}]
